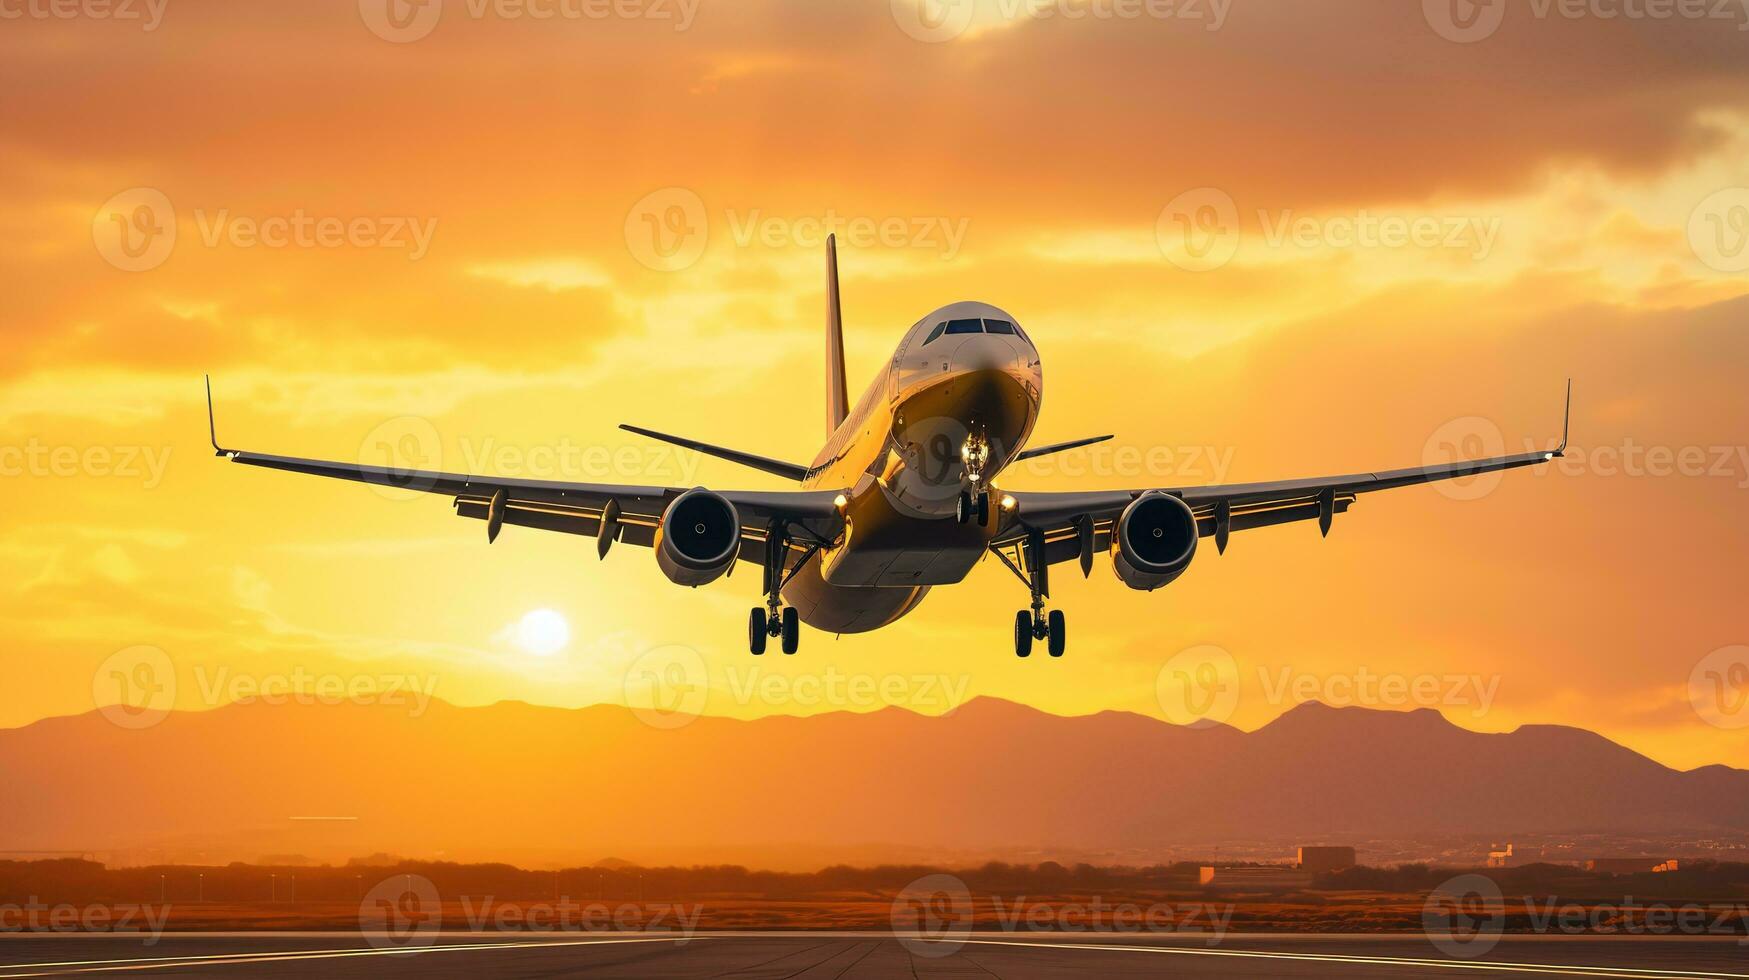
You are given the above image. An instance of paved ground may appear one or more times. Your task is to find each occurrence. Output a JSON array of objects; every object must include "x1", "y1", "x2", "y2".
[{"x1": 1, "y1": 932, "x2": 1745, "y2": 978}]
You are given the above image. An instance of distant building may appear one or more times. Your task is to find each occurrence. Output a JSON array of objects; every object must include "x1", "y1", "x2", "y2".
[
  {"x1": 1295, "y1": 846, "x2": 1357, "y2": 874},
  {"x1": 1486, "y1": 844, "x2": 1514, "y2": 868},
  {"x1": 1586, "y1": 857, "x2": 1679, "y2": 874},
  {"x1": 1199, "y1": 866, "x2": 1314, "y2": 891}
]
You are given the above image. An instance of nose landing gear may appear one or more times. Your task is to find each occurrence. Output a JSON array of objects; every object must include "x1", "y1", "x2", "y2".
[
  {"x1": 956, "y1": 489, "x2": 990, "y2": 526},
  {"x1": 956, "y1": 429, "x2": 993, "y2": 526},
  {"x1": 993, "y1": 526, "x2": 1067, "y2": 658}
]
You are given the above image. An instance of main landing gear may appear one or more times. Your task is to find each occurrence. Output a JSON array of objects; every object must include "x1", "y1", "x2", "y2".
[
  {"x1": 748, "y1": 605, "x2": 797, "y2": 656},
  {"x1": 748, "y1": 520, "x2": 824, "y2": 656},
  {"x1": 1013, "y1": 608, "x2": 1066, "y2": 659},
  {"x1": 993, "y1": 527, "x2": 1067, "y2": 658}
]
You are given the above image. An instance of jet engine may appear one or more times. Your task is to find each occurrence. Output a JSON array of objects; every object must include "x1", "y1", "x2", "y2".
[
  {"x1": 654, "y1": 489, "x2": 742, "y2": 587},
  {"x1": 1110, "y1": 492, "x2": 1199, "y2": 591}
]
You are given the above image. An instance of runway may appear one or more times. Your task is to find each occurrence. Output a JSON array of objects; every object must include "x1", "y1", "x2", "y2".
[{"x1": 1, "y1": 932, "x2": 1745, "y2": 978}]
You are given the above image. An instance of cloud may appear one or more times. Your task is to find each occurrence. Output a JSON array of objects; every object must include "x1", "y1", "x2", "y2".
[{"x1": 468, "y1": 257, "x2": 613, "y2": 292}]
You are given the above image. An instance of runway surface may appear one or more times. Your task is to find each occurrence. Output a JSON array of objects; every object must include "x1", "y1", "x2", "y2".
[{"x1": 1, "y1": 932, "x2": 1745, "y2": 978}]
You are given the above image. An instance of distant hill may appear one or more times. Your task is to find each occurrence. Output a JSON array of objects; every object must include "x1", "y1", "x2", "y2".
[{"x1": 3, "y1": 697, "x2": 1745, "y2": 868}]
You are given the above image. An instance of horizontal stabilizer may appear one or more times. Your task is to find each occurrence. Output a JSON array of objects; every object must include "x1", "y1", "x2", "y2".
[
  {"x1": 1014, "y1": 434, "x2": 1114, "y2": 462},
  {"x1": 619, "y1": 424, "x2": 809, "y2": 482}
]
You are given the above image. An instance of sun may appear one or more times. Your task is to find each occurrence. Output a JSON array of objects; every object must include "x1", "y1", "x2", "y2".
[{"x1": 514, "y1": 608, "x2": 571, "y2": 657}]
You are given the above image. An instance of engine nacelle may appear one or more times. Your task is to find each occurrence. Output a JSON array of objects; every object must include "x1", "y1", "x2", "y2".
[
  {"x1": 654, "y1": 489, "x2": 741, "y2": 587},
  {"x1": 1111, "y1": 492, "x2": 1199, "y2": 591}
]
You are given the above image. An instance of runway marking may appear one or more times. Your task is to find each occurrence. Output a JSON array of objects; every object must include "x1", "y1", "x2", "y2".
[
  {"x1": 0, "y1": 936, "x2": 704, "y2": 977},
  {"x1": 5, "y1": 935, "x2": 1746, "y2": 979},
  {"x1": 956, "y1": 937, "x2": 1749, "y2": 979}
]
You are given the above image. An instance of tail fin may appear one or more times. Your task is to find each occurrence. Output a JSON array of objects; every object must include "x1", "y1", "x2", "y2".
[{"x1": 825, "y1": 234, "x2": 849, "y2": 435}]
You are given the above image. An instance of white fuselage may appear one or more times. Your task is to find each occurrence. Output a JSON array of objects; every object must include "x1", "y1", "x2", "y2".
[{"x1": 781, "y1": 302, "x2": 1043, "y2": 633}]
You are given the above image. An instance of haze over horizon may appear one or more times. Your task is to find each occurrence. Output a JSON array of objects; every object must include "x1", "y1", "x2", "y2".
[{"x1": 3, "y1": 0, "x2": 1748, "y2": 780}]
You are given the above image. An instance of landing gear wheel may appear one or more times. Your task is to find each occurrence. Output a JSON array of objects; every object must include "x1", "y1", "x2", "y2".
[
  {"x1": 781, "y1": 607, "x2": 800, "y2": 655},
  {"x1": 1014, "y1": 611, "x2": 1034, "y2": 658},
  {"x1": 975, "y1": 491, "x2": 990, "y2": 526},
  {"x1": 956, "y1": 491, "x2": 973, "y2": 525},
  {"x1": 748, "y1": 608, "x2": 768, "y2": 655},
  {"x1": 1047, "y1": 609, "x2": 1066, "y2": 658}
]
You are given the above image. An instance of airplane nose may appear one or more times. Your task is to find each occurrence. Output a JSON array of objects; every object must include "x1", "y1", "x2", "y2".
[{"x1": 954, "y1": 335, "x2": 1022, "y2": 373}]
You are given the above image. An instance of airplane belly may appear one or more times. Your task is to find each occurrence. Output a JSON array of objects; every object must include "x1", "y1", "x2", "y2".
[
  {"x1": 825, "y1": 541, "x2": 984, "y2": 587},
  {"x1": 821, "y1": 480, "x2": 993, "y2": 587},
  {"x1": 782, "y1": 559, "x2": 929, "y2": 634}
]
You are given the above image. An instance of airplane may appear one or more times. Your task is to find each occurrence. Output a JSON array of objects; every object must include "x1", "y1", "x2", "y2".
[{"x1": 206, "y1": 234, "x2": 1571, "y2": 658}]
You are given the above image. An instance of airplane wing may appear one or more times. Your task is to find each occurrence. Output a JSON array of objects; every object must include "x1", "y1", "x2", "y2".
[
  {"x1": 996, "y1": 384, "x2": 1571, "y2": 572},
  {"x1": 205, "y1": 381, "x2": 844, "y2": 566}
]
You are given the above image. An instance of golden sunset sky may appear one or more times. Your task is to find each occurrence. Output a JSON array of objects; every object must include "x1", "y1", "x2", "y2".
[{"x1": 4, "y1": 0, "x2": 1748, "y2": 770}]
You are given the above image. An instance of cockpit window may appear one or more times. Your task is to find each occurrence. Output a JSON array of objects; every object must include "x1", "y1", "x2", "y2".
[
  {"x1": 945, "y1": 318, "x2": 983, "y2": 335},
  {"x1": 983, "y1": 319, "x2": 1016, "y2": 335},
  {"x1": 923, "y1": 322, "x2": 947, "y2": 345}
]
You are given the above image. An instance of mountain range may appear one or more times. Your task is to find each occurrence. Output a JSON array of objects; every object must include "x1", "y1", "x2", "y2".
[{"x1": 5, "y1": 697, "x2": 1744, "y2": 869}]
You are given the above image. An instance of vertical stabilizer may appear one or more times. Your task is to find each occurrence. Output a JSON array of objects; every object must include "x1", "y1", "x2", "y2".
[{"x1": 825, "y1": 234, "x2": 849, "y2": 434}]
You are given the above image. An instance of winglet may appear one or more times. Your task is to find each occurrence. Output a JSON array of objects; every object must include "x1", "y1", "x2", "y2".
[
  {"x1": 1554, "y1": 378, "x2": 1571, "y2": 458},
  {"x1": 205, "y1": 375, "x2": 228, "y2": 456}
]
